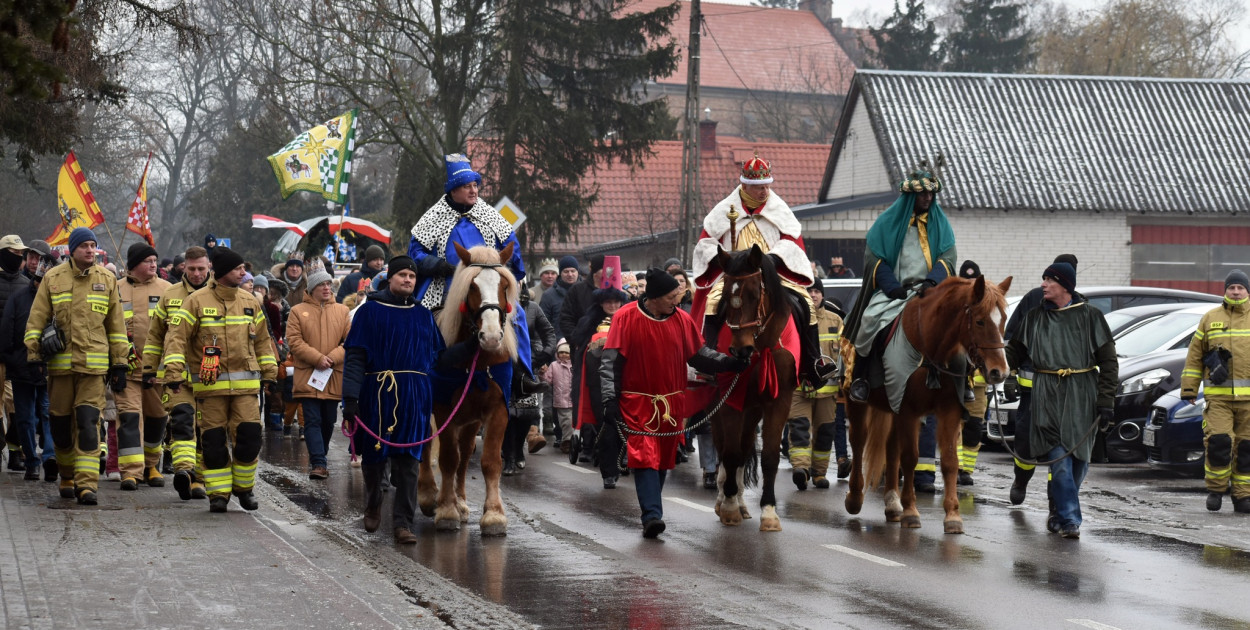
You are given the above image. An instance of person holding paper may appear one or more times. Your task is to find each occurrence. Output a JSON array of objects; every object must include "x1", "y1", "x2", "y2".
[{"x1": 287, "y1": 268, "x2": 351, "y2": 480}]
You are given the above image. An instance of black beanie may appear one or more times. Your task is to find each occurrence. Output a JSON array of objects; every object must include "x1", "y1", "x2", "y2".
[
  {"x1": 959, "y1": 260, "x2": 981, "y2": 278},
  {"x1": 1043, "y1": 262, "x2": 1076, "y2": 294},
  {"x1": 387, "y1": 255, "x2": 417, "y2": 277},
  {"x1": 127, "y1": 243, "x2": 158, "y2": 271},
  {"x1": 644, "y1": 268, "x2": 679, "y2": 299},
  {"x1": 1225, "y1": 269, "x2": 1249, "y2": 291},
  {"x1": 590, "y1": 255, "x2": 605, "y2": 275},
  {"x1": 1053, "y1": 253, "x2": 1078, "y2": 272},
  {"x1": 211, "y1": 247, "x2": 245, "y2": 280}
]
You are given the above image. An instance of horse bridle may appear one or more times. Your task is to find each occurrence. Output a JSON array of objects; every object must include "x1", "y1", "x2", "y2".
[
  {"x1": 915, "y1": 297, "x2": 1005, "y2": 376},
  {"x1": 460, "y1": 262, "x2": 510, "y2": 337},
  {"x1": 722, "y1": 270, "x2": 774, "y2": 341}
]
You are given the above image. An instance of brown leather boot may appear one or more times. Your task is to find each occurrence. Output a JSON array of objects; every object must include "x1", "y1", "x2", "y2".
[{"x1": 526, "y1": 426, "x2": 547, "y2": 453}]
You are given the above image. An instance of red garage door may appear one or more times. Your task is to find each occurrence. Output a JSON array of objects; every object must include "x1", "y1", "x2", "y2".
[{"x1": 1132, "y1": 225, "x2": 1250, "y2": 294}]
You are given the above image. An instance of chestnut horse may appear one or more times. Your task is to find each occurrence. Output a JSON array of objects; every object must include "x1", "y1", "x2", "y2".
[
  {"x1": 842, "y1": 275, "x2": 1012, "y2": 534},
  {"x1": 707, "y1": 245, "x2": 796, "y2": 532},
  {"x1": 417, "y1": 242, "x2": 519, "y2": 536}
]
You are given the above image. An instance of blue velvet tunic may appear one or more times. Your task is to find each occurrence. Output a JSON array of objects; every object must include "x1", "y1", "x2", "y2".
[{"x1": 345, "y1": 298, "x2": 442, "y2": 463}]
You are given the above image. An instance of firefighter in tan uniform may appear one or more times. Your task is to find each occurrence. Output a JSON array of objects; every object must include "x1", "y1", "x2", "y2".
[
  {"x1": 787, "y1": 283, "x2": 843, "y2": 490},
  {"x1": 957, "y1": 369, "x2": 988, "y2": 485},
  {"x1": 1181, "y1": 269, "x2": 1250, "y2": 514},
  {"x1": 162, "y1": 248, "x2": 279, "y2": 512},
  {"x1": 114, "y1": 243, "x2": 171, "y2": 490},
  {"x1": 144, "y1": 246, "x2": 211, "y2": 500},
  {"x1": 23, "y1": 228, "x2": 129, "y2": 505}
]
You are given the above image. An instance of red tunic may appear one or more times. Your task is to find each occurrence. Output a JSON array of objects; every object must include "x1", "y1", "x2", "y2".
[{"x1": 605, "y1": 301, "x2": 702, "y2": 470}]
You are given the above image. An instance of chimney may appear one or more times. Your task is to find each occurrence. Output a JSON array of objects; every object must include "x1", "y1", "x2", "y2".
[
  {"x1": 699, "y1": 110, "x2": 717, "y2": 155},
  {"x1": 799, "y1": 0, "x2": 832, "y2": 22}
]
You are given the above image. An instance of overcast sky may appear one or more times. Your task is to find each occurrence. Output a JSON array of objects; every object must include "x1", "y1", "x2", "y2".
[{"x1": 711, "y1": 0, "x2": 1250, "y2": 53}]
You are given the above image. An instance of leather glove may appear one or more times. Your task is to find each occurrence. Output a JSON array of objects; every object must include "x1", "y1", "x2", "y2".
[
  {"x1": 603, "y1": 401, "x2": 622, "y2": 427},
  {"x1": 1097, "y1": 407, "x2": 1115, "y2": 433},
  {"x1": 717, "y1": 352, "x2": 751, "y2": 373},
  {"x1": 435, "y1": 259, "x2": 457, "y2": 277},
  {"x1": 141, "y1": 370, "x2": 158, "y2": 389},
  {"x1": 1002, "y1": 377, "x2": 1020, "y2": 403},
  {"x1": 166, "y1": 380, "x2": 183, "y2": 394},
  {"x1": 108, "y1": 365, "x2": 129, "y2": 392},
  {"x1": 886, "y1": 286, "x2": 909, "y2": 300},
  {"x1": 915, "y1": 278, "x2": 939, "y2": 297},
  {"x1": 342, "y1": 398, "x2": 360, "y2": 432}
]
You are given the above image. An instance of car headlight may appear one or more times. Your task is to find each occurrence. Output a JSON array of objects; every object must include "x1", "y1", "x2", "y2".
[{"x1": 1118, "y1": 368, "x2": 1171, "y2": 396}]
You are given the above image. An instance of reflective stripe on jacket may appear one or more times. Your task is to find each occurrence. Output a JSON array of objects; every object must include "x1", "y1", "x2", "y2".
[
  {"x1": 120, "y1": 274, "x2": 170, "y2": 378},
  {"x1": 162, "y1": 280, "x2": 279, "y2": 396},
  {"x1": 24, "y1": 261, "x2": 126, "y2": 375},
  {"x1": 1182, "y1": 299, "x2": 1250, "y2": 400}
]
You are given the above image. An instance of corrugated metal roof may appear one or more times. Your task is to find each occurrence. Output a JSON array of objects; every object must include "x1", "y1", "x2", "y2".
[{"x1": 850, "y1": 70, "x2": 1250, "y2": 213}]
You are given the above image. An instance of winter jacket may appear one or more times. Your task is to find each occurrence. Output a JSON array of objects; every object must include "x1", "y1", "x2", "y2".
[
  {"x1": 540, "y1": 278, "x2": 572, "y2": 338},
  {"x1": 544, "y1": 359, "x2": 574, "y2": 409},
  {"x1": 119, "y1": 273, "x2": 171, "y2": 380},
  {"x1": 1, "y1": 281, "x2": 43, "y2": 384},
  {"x1": 1182, "y1": 298, "x2": 1250, "y2": 401},
  {"x1": 0, "y1": 268, "x2": 29, "y2": 317},
  {"x1": 162, "y1": 280, "x2": 280, "y2": 396},
  {"x1": 143, "y1": 275, "x2": 207, "y2": 381},
  {"x1": 558, "y1": 277, "x2": 598, "y2": 345},
  {"x1": 336, "y1": 264, "x2": 382, "y2": 303},
  {"x1": 523, "y1": 297, "x2": 557, "y2": 368},
  {"x1": 24, "y1": 261, "x2": 127, "y2": 375},
  {"x1": 287, "y1": 293, "x2": 351, "y2": 400}
]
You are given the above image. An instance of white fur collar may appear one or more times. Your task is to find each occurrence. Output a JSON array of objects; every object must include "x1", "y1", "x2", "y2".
[{"x1": 702, "y1": 186, "x2": 802, "y2": 240}]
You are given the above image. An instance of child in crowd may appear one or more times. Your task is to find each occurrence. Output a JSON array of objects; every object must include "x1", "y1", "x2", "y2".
[{"x1": 544, "y1": 340, "x2": 574, "y2": 453}]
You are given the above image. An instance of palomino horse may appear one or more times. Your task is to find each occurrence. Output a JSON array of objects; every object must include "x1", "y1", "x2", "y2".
[
  {"x1": 706, "y1": 245, "x2": 796, "y2": 532},
  {"x1": 416, "y1": 242, "x2": 519, "y2": 536},
  {"x1": 843, "y1": 275, "x2": 1012, "y2": 534}
]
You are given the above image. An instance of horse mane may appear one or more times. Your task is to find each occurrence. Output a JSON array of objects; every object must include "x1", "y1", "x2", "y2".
[
  {"x1": 718, "y1": 248, "x2": 789, "y2": 319},
  {"x1": 435, "y1": 246, "x2": 521, "y2": 360},
  {"x1": 907, "y1": 276, "x2": 1006, "y2": 362}
]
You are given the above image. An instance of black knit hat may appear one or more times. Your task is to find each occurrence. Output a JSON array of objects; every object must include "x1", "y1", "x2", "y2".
[
  {"x1": 1053, "y1": 253, "x2": 1078, "y2": 272},
  {"x1": 959, "y1": 260, "x2": 981, "y2": 278},
  {"x1": 1226, "y1": 269, "x2": 1249, "y2": 291},
  {"x1": 590, "y1": 255, "x2": 605, "y2": 275},
  {"x1": 644, "y1": 268, "x2": 679, "y2": 299},
  {"x1": 211, "y1": 247, "x2": 245, "y2": 280},
  {"x1": 387, "y1": 255, "x2": 417, "y2": 277},
  {"x1": 127, "y1": 243, "x2": 159, "y2": 271},
  {"x1": 1043, "y1": 262, "x2": 1076, "y2": 294}
]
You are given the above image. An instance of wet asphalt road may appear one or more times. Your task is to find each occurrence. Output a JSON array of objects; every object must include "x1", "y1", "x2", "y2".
[{"x1": 256, "y1": 426, "x2": 1250, "y2": 630}]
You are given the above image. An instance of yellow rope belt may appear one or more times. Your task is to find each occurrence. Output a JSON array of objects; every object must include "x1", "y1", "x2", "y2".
[
  {"x1": 1036, "y1": 367, "x2": 1095, "y2": 377},
  {"x1": 622, "y1": 390, "x2": 683, "y2": 433},
  {"x1": 367, "y1": 370, "x2": 428, "y2": 448}
]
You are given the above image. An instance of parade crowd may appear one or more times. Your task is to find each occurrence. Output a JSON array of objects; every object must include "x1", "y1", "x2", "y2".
[{"x1": 2, "y1": 152, "x2": 1245, "y2": 546}]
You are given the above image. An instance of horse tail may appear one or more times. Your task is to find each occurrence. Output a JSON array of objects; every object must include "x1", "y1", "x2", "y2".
[
  {"x1": 860, "y1": 405, "x2": 894, "y2": 493},
  {"x1": 743, "y1": 438, "x2": 760, "y2": 488}
]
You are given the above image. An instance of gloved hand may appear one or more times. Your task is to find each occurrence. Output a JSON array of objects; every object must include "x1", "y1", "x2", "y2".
[
  {"x1": 717, "y1": 352, "x2": 750, "y2": 373},
  {"x1": 29, "y1": 361, "x2": 46, "y2": 380},
  {"x1": 886, "y1": 286, "x2": 909, "y2": 300},
  {"x1": 141, "y1": 370, "x2": 158, "y2": 389},
  {"x1": 1097, "y1": 407, "x2": 1115, "y2": 433},
  {"x1": 603, "y1": 401, "x2": 621, "y2": 427},
  {"x1": 166, "y1": 380, "x2": 183, "y2": 394},
  {"x1": 435, "y1": 259, "x2": 457, "y2": 277},
  {"x1": 1002, "y1": 377, "x2": 1020, "y2": 403},
  {"x1": 1181, "y1": 395, "x2": 1198, "y2": 405},
  {"x1": 915, "y1": 278, "x2": 939, "y2": 297},
  {"x1": 108, "y1": 365, "x2": 129, "y2": 392},
  {"x1": 342, "y1": 398, "x2": 360, "y2": 432},
  {"x1": 261, "y1": 379, "x2": 278, "y2": 392}
]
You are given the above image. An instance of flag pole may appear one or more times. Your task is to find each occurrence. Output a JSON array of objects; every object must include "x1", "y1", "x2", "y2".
[{"x1": 101, "y1": 211, "x2": 122, "y2": 259}]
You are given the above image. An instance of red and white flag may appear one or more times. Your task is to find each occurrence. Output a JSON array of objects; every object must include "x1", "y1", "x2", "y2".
[
  {"x1": 251, "y1": 214, "x2": 311, "y2": 235},
  {"x1": 125, "y1": 153, "x2": 155, "y2": 246}
]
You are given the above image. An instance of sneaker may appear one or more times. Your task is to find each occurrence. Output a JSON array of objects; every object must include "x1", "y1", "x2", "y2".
[
  {"x1": 105, "y1": 471, "x2": 121, "y2": 482},
  {"x1": 502, "y1": 459, "x2": 517, "y2": 477},
  {"x1": 174, "y1": 471, "x2": 192, "y2": 501},
  {"x1": 120, "y1": 477, "x2": 139, "y2": 491},
  {"x1": 642, "y1": 518, "x2": 666, "y2": 539},
  {"x1": 703, "y1": 472, "x2": 718, "y2": 490},
  {"x1": 298, "y1": 427, "x2": 305, "y2": 440},
  {"x1": 813, "y1": 475, "x2": 830, "y2": 489},
  {"x1": 957, "y1": 470, "x2": 974, "y2": 486},
  {"x1": 309, "y1": 466, "x2": 329, "y2": 480},
  {"x1": 849, "y1": 379, "x2": 870, "y2": 403},
  {"x1": 76, "y1": 489, "x2": 97, "y2": 505},
  {"x1": 836, "y1": 457, "x2": 852, "y2": 480},
  {"x1": 1207, "y1": 492, "x2": 1224, "y2": 512},
  {"x1": 24, "y1": 468, "x2": 40, "y2": 481},
  {"x1": 1060, "y1": 525, "x2": 1080, "y2": 539}
]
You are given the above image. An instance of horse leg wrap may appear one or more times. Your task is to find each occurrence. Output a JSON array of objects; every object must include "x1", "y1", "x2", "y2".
[{"x1": 234, "y1": 422, "x2": 262, "y2": 463}]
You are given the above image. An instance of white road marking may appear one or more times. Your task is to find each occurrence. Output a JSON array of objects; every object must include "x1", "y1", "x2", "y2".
[
  {"x1": 822, "y1": 544, "x2": 905, "y2": 567},
  {"x1": 665, "y1": 497, "x2": 715, "y2": 513},
  {"x1": 1067, "y1": 620, "x2": 1124, "y2": 630},
  {"x1": 552, "y1": 462, "x2": 597, "y2": 475}
]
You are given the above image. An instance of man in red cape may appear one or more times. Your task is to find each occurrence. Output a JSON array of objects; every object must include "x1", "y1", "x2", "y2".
[{"x1": 599, "y1": 269, "x2": 748, "y2": 538}]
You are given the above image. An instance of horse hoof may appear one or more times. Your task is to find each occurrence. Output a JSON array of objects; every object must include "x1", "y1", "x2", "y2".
[
  {"x1": 480, "y1": 515, "x2": 508, "y2": 537},
  {"x1": 760, "y1": 518, "x2": 782, "y2": 532},
  {"x1": 739, "y1": 506, "x2": 752, "y2": 520},
  {"x1": 845, "y1": 496, "x2": 863, "y2": 515},
  {"x1": 901, "y1": 515, "x2": 922, "y2": 529},
  {"x1": 435, "y1": 517, "x2": 461, "y2": 531},
  {"x1": 944, "y1": 520, "x2": 964, "y2": 535},
  {"x1": 714, "y1": 501, "x2": 722, "y2": 517},
  {"x1": 419, "y1": 503, "x2": 436, "y2": 518},
  {"x1": 886, "y1": 512, "x2": 902, "y2": 523}
]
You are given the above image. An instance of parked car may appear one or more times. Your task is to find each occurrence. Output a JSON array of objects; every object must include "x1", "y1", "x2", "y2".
[
  {"x1": 1105, "y1": 348, "x2": 1188, "y2": 462},
  {"x1": 985, "y1": 286, "x2": 1220, "y2": 446},
  {"x1": 1145, "y1": 387, "x2": 1205, "y2": 477},
  {"x1": 1103, "y1": 302, "x2": 1211, "y2": 337},
  {"x1": 1113, "y1": 305, "x2": 1214, "y2": 358}
]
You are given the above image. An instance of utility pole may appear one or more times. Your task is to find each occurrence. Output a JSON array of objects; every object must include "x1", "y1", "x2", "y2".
[{"x1": 677, "y1": 0, "x2": 702, "y2": 267}]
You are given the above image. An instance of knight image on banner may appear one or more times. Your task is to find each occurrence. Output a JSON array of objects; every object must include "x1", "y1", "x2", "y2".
[
  {"x1": 266, "y1": 109, "x2": 358, "y2": 205},
  {"x1": 47, "y1": 151, "x2": 106, "y2": 246}
]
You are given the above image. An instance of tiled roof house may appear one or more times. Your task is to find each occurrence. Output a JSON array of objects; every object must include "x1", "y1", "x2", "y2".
[{"x1": 796, "y1": 70, "x2": 1250, "y2": 295}]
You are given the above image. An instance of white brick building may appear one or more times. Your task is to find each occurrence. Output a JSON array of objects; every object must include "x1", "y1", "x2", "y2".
[{"x1": 795, "y1": 70, "x2": 1250, "y2": 296}]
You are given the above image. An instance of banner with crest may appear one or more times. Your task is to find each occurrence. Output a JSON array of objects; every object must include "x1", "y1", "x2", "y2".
[{"x1": 266, "y1": 109, "x2": 358, "y2": 205}]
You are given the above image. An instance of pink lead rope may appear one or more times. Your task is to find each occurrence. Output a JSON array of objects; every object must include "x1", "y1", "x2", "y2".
[{"x1": 340, "y1": 349, "x2": 481, "y2": 461}]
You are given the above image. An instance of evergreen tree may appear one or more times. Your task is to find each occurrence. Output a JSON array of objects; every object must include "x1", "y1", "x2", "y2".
[
  {"x1": 868, "y1": 0, "x2": 942, "y2": 71},
  {"x1": 484, "y1": 0, "x2": 679, "y2": 253},
  {"x1": 943, "y1": 0, "x2": 1034, "y2": 73}
]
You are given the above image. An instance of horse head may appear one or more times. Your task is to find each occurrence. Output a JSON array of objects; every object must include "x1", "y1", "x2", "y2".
[
  {"x1": 716, "y1": 244, "x2": 784, "y2": 359},
  {"x1": 443, "y1": 242, "x2": 518, "y2": 362},
  {"x1": 960, "y1": 275, "x2": 1013, "y2": 385}
]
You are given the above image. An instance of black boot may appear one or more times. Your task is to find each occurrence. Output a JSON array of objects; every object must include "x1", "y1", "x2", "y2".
[
  {"x1": 1207, "y1": 492, "x2": 1224, "y2": 512},
  {"x1": 1010, "y1": 463, "x2": 1034, "y2": 505},
  {"x1": 502, "y1": 457, "x2": 517, "y2": 476},
  {"x1": 236, "y1": 490, "x2": 259, "y2": 511}
]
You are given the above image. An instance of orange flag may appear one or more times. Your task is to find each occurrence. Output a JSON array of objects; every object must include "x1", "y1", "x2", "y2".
[
  {"x1": 47, "y1": 151, "x2": 106, "y2": 246},
  {"x1": 125, "y1": 153, "x2": 155, "y2": 247}
]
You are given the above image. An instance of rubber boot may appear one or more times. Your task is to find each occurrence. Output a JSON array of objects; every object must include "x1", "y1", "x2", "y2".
[{"x1": 1010, "y1": 463, "x2": 1034, "y2": 505}]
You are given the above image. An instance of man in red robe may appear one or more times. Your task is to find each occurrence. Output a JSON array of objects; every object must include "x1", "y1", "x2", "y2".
[{"x1": 600, "y1": 269, "x2": 748, "y2": 538}]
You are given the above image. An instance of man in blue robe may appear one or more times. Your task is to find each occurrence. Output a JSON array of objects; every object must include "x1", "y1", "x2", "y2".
[
  {"x1": 407, "y1": 154, "x2": 537, "y2": 393},
  {"x1": 842, "y1": 169, "x2": 957, "y2": 403},
  {"x1": 342, "y1": 256, "x2": 443, "y2": 544}
]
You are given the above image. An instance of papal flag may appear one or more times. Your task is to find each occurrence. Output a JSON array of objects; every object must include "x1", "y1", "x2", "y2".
[
  {"x1": 267, "y1": 109, "x2": 358, "y2": 205},
  {"x1": 125, "y1": 152, "x2": 155, "y2": 246},
  {"x1": 47, "y1": 151, "x2": 106, "y2": 246}
]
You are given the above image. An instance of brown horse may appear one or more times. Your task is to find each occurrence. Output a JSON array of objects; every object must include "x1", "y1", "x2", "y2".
[
  {"x1": 842, "y1": 274, "x2": 1012, "y2": 534},
  {"x1": 416, "y1": 242, "x2": 519, "y2": 536},
  {"x1": 707, "y1": 245, "x2": 796, "y2": 532}
]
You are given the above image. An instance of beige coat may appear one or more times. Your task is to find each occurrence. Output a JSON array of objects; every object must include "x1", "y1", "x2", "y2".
[{"x1": 287, "y1": 292, "x2": 350, "y2": 400}]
